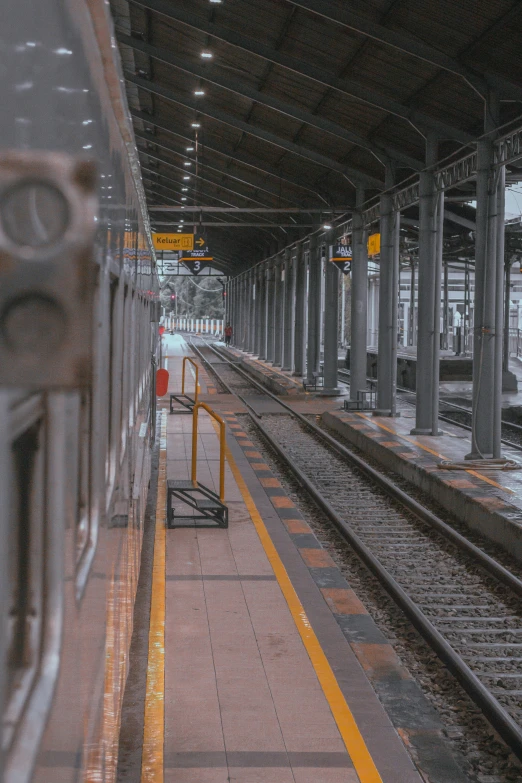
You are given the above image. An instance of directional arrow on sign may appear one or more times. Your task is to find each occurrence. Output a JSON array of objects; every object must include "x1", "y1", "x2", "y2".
[{"x1": 196, "y1": 237, "x2": 205, "y2": 247}]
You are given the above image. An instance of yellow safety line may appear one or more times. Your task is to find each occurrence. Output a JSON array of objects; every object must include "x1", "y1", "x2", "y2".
[
  {"x1": 141, "y1": 412, "x2": 167, "y2": 783},
  {"x1": 224, "y1": 437, "x2": 383, "y2": 783},
  {"x1": 356, "y1": 413, "x2": 514, "y2": 494}
]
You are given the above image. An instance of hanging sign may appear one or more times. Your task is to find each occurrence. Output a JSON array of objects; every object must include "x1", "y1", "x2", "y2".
[
  {"x1": 181, "y1": 259, "x2": 209, "y2": 275},
  {"x1": 181, "y1": 234, "x2": 213, "y2": 274},
  {"x1": 329, "y1": 239, "x2": 352, "y2": 275},
  {"x1": 153, "y1": 233, "x2": 194, "y2": 251},
  {"x1": 367, "y1": 233, "x2": 381, "y2": 256}
]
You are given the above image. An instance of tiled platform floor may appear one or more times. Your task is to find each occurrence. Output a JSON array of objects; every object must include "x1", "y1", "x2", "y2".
[{"x1": 160, "y1": 335, "x2": 426, "y2": 783}]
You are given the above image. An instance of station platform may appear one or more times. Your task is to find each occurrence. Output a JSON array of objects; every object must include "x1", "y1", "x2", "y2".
[
  {"x1": 126, "y1": 335, "x2": 469, "y2": 783},
  {"x1": 323, "y1": 401, "x2": 522, "y2": 564}
]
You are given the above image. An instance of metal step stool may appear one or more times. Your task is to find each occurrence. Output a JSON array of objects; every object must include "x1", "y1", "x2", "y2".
[{"x1": 166, "y1": 479, "x2": 228, "y2": 529}]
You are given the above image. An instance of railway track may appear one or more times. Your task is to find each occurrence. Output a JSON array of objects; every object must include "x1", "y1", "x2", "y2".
[
  {"x1": 190, "y1": 337, "x2": 522, "y2": 762},
  {"x1": 337, "y1": 368, "x2": 522, "y2": 452}
]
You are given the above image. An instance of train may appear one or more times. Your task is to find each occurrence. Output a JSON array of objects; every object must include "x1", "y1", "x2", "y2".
[{"x1": 0, "y1": 1, "x2": 159, "y2": 781}]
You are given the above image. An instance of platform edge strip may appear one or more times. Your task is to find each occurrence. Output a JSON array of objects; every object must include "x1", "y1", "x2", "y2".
[
  {"x1": 141, "y1": 411, "x2": 167, "y2": 783},
  {"x1": 223, "y1": 437, "x2": 384, "y2": 783}
]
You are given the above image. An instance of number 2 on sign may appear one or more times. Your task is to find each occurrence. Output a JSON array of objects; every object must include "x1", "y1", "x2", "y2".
[{"x1": 344, "y1": 261, "x2": 350, "y2": 273}]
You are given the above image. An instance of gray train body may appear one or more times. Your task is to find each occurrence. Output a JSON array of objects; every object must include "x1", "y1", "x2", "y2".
[{"x1": 0, "y1": 1, "x2": 158, "y2": 781}]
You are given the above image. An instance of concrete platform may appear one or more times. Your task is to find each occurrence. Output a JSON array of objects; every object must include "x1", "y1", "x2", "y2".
[
  {"x1": 322, "y1": 401, "x2": 522, "y2": 563},
  {"x1": 136, "y1": 335, "x2": 468, "y2": 783}
]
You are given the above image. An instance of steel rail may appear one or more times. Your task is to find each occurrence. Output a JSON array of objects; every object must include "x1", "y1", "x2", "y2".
[{"x1": 193, "y1": 337, "x2": 522, "y2": 761}]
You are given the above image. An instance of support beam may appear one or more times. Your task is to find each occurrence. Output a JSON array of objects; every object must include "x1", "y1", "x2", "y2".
[
  {"x1": 273, "y1": 256, "x2": 284, "y2": 366},
  {"x1": 412, "y1": 139, "x2": 442, "y2": 435},
  {"x1": 136, "y1": 131, "x2": 305, "y2": 206},
  {"x1": 120, "y1": 32, "x2": 422, "y2": 170},
  {"x1": 287, "y1": 0, "x2": 491, "y2": 97},
  {"x1": 375, "y1": 169, "x2": 400, "y2": 415},
  {"x1": 350, "y1": 188, "x2": 368, "y2": 403},
  {"x1": 129, "y1": 0, "x2": 474, "y2": 143},
  {"x1": 293, "y1": 243, "x2": 306, "y2": 376},
  {"x1": 321, "y1": 246, "x2": 342, "y2": 395},
  {"x1": 149, "y1": 207, "x2": 350, "y2": 213},
  {"x1": 306, "y1": 237, "x2": 321, "y2": 382},
  {"x1": 259, "y1": 264, "x2": 268, "y2": 361},
  {"x1": 131, "y1": 109, "x2": 330, "y2": 202},
  {"x1": 126, "y1": 73, "x2": 385, "y2": 189},
  {"x1": 468, "y1": 139, "x2": 505, "y2": 458},
  {"x1": 246, "y1": 269, "x2": 254, "y2": 353},
  {"x1": 266, "y1": 260, "x2": 276, "y2": 363},
  {"x1": 282, "y1": 250, "x2": 295, "y2": 371}
]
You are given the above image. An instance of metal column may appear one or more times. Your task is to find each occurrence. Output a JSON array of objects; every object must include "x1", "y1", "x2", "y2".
[
  {"x1": 282, "y1": 249, "x2": 294, "y2": 371},
  {"x1": 293, "y1": 242, "x2": 306, "y2": 376},
  {"x1": 412, "y1": 139, "x2": 442, "y2": 435},
  {"x1": 321, "y1": 245, "x2": 341, "y2": 395},
  {"x1": 375, "y1": 174, "x2": 400, "y2": 415},
  {"x1": 468, "y1": 140, "x2": 504, "y2": 458},
  {"x1": 350, "y1": 188, "x2": 368, "y2": 402},
  {"x1": 259, "y1": 263, "x2": 268, "y2": 360},
  {"x1": 273, "y1": 255, "x2": 283, "y2": 366},
  {"x1": 266, "y1": 260, "x2": 275, "y2": 363},
  {"x1": 306, "y1": 237, "x2": 321, "y2": 383},
  {"x1": 241, "y1": 274, "x2": 248, "y2": 350},
  {"x1": 247, "y1": 268, "x2": 255, "y2": 353}
]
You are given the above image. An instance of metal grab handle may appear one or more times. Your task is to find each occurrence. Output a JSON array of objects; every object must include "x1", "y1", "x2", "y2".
[
  {"x1": 182, "y1": 356, "x2": 199, "y2": 402},
  {"x1": 191, "y1": 402, "x2": 226, "y2": 502}
]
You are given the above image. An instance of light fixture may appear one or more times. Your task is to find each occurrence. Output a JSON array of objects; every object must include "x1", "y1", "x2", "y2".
[
  {"x1": 200, "y1": 51, "x2": 213, "y2": 59},
  {"x1": 209, "y1": 0, "x2": 222, "y2": 4},
  {"x1": 186, "y1": 146, "x2": 194, "y2": 152},
  {"x1": 194, "y1": 89, "x2": 205, "y2": 96},
  {"x1": 183, "y1": 161, "x2": 192, "y2": 166},
  {"x1": 182, "y1": 187, "x2": 188, "y2": 192},
  {"x1": 181, "y1": 197, "x2": 187, "y2": 201},
  {"x1": 323, "y1": 223, "x2": 332, "y2": 230},
  {"x1": 191, "y1": 122, "x2": 201, "y2": 128},
  {"x1": 183, "y1": 176, "x2": 191, "y2": 180}
]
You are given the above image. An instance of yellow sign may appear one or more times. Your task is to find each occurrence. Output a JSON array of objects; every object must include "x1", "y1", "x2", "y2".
[
  {"x1": 152, "y1": 233, "x2": 194, "y2": 251},
  {"x1": 367, "y1": 233, "x2": 381, "y2": 256}
]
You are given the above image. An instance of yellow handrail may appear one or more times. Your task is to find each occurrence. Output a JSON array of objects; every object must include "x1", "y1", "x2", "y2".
[
  {"x1": 191, "y1": 402, "x2": 226, "y2": 503},
  {"x1": 182, "y1": 356, "x2": 199, "y2": 402}
]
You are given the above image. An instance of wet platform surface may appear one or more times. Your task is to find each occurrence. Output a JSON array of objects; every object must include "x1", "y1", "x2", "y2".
[{"x1": 153, "y1": 334, "x2": 433, "y2": 783}]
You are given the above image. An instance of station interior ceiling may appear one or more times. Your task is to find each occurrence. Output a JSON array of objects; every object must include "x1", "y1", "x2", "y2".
[{"x1": 110, "y1": 0, "x2": 522, "y2": 274}]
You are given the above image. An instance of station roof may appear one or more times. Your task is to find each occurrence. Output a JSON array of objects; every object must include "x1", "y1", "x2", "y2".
[{"x1": 111, "y1": 0, "x2": 522, "y2": 274}]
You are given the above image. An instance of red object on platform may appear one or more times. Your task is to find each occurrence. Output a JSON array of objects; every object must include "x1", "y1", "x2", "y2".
[
  {"x1": 159, "y1": 325, "x2": 165, "y2": 336},
  {"x1": 156, "y1": 368, "x2": 169, "y2": 397}
]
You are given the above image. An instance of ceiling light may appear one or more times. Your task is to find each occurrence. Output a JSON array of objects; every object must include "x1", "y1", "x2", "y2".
[
  {"x1": 191, "y1": 122, "x2": 201, "y2": 128},
  {"x1": 323, "y1": 223, "x2": 332, "y2": 230},
  {"x1": 182, "y1": 187, "x2": 188, "y2": 192},
  {"x1": 209, "y1": 0, "x2": 222, "y2": 4},
  {"x1": 194, "y1": 89, "x2": 205, "y2": 96},
  {"x1": 186, "y1": 146, "x2": 194, "y2": 152},
  {"x1": 183, "y1": 176, "x2": 191, "y2": 180},
  {"x1": 183, "y1": 161, "x2": 192, "y2": 166},
  {"x1": 200, "y1": 52, "x2": 213, "y2": 59},
  {"x1": 181, "y1": 197, "x2": 187, "y2": 201}
]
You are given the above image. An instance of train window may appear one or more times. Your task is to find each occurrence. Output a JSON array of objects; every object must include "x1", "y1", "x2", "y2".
[{"x1": 4, "y1": 410, "x2": 44, "y2": 753}]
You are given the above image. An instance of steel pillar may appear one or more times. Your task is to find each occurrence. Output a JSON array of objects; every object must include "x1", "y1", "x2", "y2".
[
  {"x1": 468, "y1": 140, "x2": 505, "y2": 458},
  {"x1": 266, "y1": 260, "x2": 275, "y2": 363},
  {"x1": 254, "y1": 267, "x2": 262, "y2": 356},
  {"x1": 350, "y1": 188, "x2": 368, "y2": 402},
  {"x1": 259, "y1": 263, "x2": 268, "y2": 360},
  {"x1": 282, "y1": 249, "x2": 294, "y2": 371},
  {"x1": 375, "y1": 171, "x2": 400, "y2": 415},
  {"x1": 273, "y1": 255, "x2": 283, "y2": 366},
  {"x1": 320, "y1": 245, "x2": 341, "y2": 395},
  {"x1": 412, "y1": 138, "x2": 443, "y2": 435},
  {"x1": 241, "y1": 274, "x2": 248, "y2": 349},
  {"x1": 306, "y1": 237, "x2": 321, "y2": 382},
  {"x1": 247, "y1": 268, "x2": 255, "y2": 353},
  {"x1": 293, "y1": 243, "x2": 306, "y2": 376}
]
